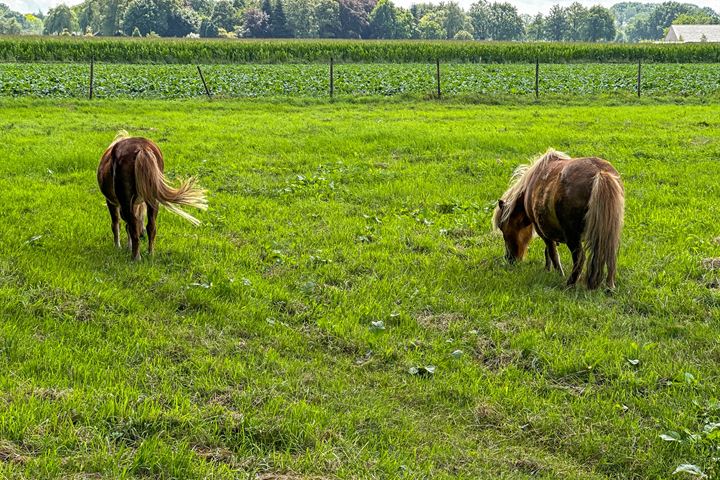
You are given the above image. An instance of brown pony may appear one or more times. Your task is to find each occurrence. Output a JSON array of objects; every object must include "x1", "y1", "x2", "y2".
[
  {"x1": 492, "y1": 149, "x2": 624, "y2": 289},
  {"x1": 97, "y1": 132, "x2": 207, "y2": 261}
]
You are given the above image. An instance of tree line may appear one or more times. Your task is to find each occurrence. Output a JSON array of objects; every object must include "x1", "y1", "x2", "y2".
[{"x1": 1, "y1": 0, "x2": 718, "y2": 42}]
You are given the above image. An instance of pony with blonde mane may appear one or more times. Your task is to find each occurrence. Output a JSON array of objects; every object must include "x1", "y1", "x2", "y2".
[
  {"x1": 97, "y1": 132, "x2": 208, "y2": 261},
  {"x1": 493, "y1": 149, "x2": 624, "y2": 289}
]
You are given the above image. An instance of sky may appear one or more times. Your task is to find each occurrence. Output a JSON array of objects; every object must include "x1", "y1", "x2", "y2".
[{"x1": 4, "y1": 0, "x2": 719, "y2": 17}]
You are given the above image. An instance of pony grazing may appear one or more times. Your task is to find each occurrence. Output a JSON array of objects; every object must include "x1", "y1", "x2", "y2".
[
  {"x1": 492, "y1": 149, "x2": 624, "y2": 290},
  {"x1": 97, "y1": 132, "x2": 208, "y2": 261}
]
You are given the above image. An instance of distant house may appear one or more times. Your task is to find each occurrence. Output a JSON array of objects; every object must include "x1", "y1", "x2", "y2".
[{"x1": 664, "y1": 25, "x2": 720, "y2": 42}]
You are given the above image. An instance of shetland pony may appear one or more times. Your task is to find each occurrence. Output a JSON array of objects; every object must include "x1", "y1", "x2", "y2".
[
  {"x1": 97, "y1": 132, "x2": 207, "y2": 261},
  {"x1": 492, "y1": 149, "x2": 624, "y2": 289}
]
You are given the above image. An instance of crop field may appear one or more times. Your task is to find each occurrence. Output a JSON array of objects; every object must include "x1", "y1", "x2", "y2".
[
  {"x1": 0, "y1": 97, "x2": 719, "y2": 479},
  {"x1": 2, "y1": 62, "x2": 720, "y2": 98},
  {"x1": 2, "y1": 37, "x2": 720, "y2": 64}
]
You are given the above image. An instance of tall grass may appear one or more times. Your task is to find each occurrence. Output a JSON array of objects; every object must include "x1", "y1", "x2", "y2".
[{"x1": 1, "y1": 36, "x2": 719, "y2": 64}]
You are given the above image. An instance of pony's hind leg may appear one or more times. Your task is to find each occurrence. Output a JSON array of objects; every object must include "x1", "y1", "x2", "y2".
[
  {"x1": 134, "y1": 203, "x2": 147, "y2": 238},
  {"x1": 106, "y1": 201, "x2": 121, "y2": 248},
  {"x1": 146, "y1": 202, "x2": 158, "y2": 255},
  {"x1": 586, "y1": 253, "x2": 605, "y2": 290},
  {"x1": 605, "y1": 255, "x2": 617, "y2": 290},
  {"x1": 566, "y1": 240, "x2": 584, "y2": 287},
  {"x1": 120, "y1": 203, "x2": 143, "y2": 261}
]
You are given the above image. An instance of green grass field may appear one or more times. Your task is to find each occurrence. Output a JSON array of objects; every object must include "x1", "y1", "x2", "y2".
[{"x1": 0, "y1": 97, "x2": 719, "y2": 479}]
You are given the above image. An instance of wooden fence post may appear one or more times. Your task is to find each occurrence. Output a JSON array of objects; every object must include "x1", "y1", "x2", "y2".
[
  {"x1": 535, "y1": 57, "x2": 539, "y2": 99},
  {"x1": 88, "y1": 56, "x2": 94, "y2": 100},
  {"x1": 330, "y1": 57, "x2": 334, "y2": 98},
  {"x1": 436, "y1": 58, "x2": 441, "y2": 98},
  {"x1": 636, "y1": 58, "x2": 642, "y2": 98},
  {"x1": 197, "y1": 65, "x2": 211, "y2": 98}
]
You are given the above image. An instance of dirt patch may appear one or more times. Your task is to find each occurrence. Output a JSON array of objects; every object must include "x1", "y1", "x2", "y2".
[
  {"x1": 30, "y1": 387, "x2": 73, "y2": 401},
  {"x1": 416, "y1": 311, "x2": 464, "y2": 331},
  {"x1": 702, "y1": 258, "x2": 720, "y2": 270},
  {"x1": 511, "y1": 457, "x2": 544, "y2": 475},
  {"x1": 0, "y1": 440, "x2": 29, "y2": 465},
  {"x1": 256, "y1": 474, "x2": 331, "y2": 480}
]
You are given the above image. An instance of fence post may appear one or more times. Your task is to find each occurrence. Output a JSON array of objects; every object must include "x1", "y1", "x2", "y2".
[
  {"x1": 330, "y1": 57, "x2": 334, "y2": 98},
  {"x1": 535, "y1": 57, "x2": 539, "y2": 99},
  {"x1": 197, "y1": 65, "x2": 211, "y2": 98},
  {"x1": 88, "y1": 56, "x2": 94, "y2": 100},
  {"x1": 436, "y1": 58, "x2": 441, "y2": 98},
  {"x1": 636, "y1": 58, "x2": 642, "y2": 98}
]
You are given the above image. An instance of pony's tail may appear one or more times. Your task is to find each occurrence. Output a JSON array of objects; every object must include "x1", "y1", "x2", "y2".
[
  {"x1": 134, "y1": 148, "x2": 208, "y2": 226},
  {"x1": 583, "y1": 171, "x2": 624, "y2": 289}
]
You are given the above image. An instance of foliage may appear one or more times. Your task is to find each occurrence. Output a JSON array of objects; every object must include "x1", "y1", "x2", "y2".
[{"x1": 43, "y1": 4, "x2": 79, "y2": 34}]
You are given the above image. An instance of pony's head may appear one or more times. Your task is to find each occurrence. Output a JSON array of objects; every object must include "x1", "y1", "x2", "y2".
[
  {"x1": 493, "y1": 198, "x2": 532, "y2": 263},
  {"x1": 492, "y1": 149, "x2": 568, "y2": 263}
]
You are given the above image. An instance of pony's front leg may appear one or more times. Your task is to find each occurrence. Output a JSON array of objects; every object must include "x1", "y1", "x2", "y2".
[
  {"x1": 543, "y1": 240, "x2": 564, "y2": 275},
  {"x1": 549, "y1": 241, "x2": 563, "y2": 275}
]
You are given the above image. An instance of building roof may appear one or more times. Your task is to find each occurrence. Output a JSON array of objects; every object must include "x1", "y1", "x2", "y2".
[{"x1": 665, "y1": 25, "x2": 720, "y2": 42}]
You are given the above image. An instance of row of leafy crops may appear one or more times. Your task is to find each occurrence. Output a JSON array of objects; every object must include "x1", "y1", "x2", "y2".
[
  {"x1": 1, "y1": 37, "x2": 720, "y2": 64},
  {"x1": 2, "y1": 63, "x2": 719, "y2": 98}
]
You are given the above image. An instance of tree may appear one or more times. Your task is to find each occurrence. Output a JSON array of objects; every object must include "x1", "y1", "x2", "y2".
[
  {"x1": 316, "y1": 0, "x2": 341, "y2": 38},
  {"x1": 260, "y1": 0, "x2": 273, "y2": 35},
  {"x1": 167, "y1": 3, "x2": 198, "y2": 36},
  {"x1": 243, "y1": 7, "x2": 269, "y2": 37},
  {"x1": 443, "y1": 2, "x2": 468, "y2": 39},
  {"x1": 0, "y1": 16, "x2": 22, "y2": 34},
  {"x1": 487, "y1": 2, "x2": 523, "y2": 40},
  {"x1": 44, "y1": 4, "x2": 79, "y2": 34},
  {"x1": 526, "y1": 13, "x2": 544, "y2": 40},
  {"x1": 410, "y1": 2, "x2": 435, "y2": 22},
  {"x1": 585, "y1": 5, "x2": 615, "y2": 41},
  {"x1": 417, "y1": 11, "x2": 445, "y2": 39},
  {"x1": 368, "y1": 0, "x2": 398, "y2": 38},
  {"x1": 78, "y1": 0, "x2": 103, "y2": 34},
  {"x1": 394, "y1": 7, "x2": 414, "y2": 38},
  {"x1": 23, "y1": 14, "x2": 45, "y2": 34},
  {"x1": 101, "y1": 0, "x2": 129, "y2": 36},
  {"x1": 544, "y1": 4, "x2": 566, "y2": 41},
  {"x1": 271, "y1": 0, "x2": 291, "y2": 37},
  {"x1": 122, "y1": 0, "x2": 167, "y2": 35},
  {"x1": 286, "y1": 0, "x2": 318, "y2": 37},
  {"x1": 122, "y1": 0, "x2": 197, "y2": 37},
  {"x1": 565, "y1": 2, "x2": 587, "y2": 41},
  {"x1": 468, "y1": 0, "x2": 490, "y2": 39},
  {"x1": 338, "y1": 0, "x2": 375, "y2": 38},
  {"x1": 188, "y1": 0, "x2": 214, "y2": 17},
  {"x1": 199, "y1": 18, "x2": 219, "y2": 36},
  {"x1": 211, "y1": 0, "x2": 238, "y2": 32},
  {"x1": 673, "y1": 12, "x2": 717, "y2": 24}
]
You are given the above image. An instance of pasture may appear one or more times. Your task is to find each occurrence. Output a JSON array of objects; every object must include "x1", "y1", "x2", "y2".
[{"x1": 0, "y1": 97, "x2": 719, "y2": 479}]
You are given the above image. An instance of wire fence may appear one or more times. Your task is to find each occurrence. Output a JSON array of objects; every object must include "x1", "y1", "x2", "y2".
[{"x1": 1, "y1": 58, "x2": 720, "y2": 99}]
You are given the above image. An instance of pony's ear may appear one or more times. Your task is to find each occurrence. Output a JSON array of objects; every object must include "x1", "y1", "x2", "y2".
[{"x1": 498, "y1": 199, "x2": 505, "y2": 209}]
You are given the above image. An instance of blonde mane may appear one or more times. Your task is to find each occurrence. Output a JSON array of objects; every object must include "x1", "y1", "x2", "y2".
[
  {"x1": 101, "y1": 130, "x2": 131, "y2": 160},
  {"x1": 492, "y1": 148, "x2": 571, "y2": 229}
]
